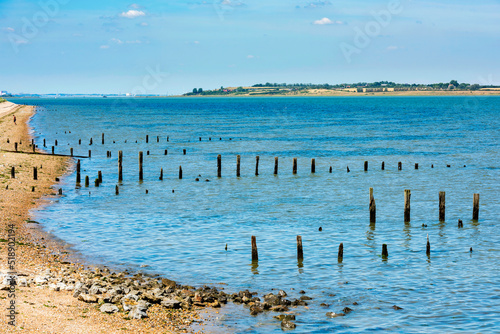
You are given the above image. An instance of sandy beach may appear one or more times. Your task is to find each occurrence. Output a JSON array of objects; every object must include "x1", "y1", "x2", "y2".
[{"x1": 0, "y1": 102, "x2": 209, "y2": 333}]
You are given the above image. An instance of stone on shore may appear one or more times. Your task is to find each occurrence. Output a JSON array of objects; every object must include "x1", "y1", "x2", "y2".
[
  {"x1": 100, "y1": 303, "x2": 119, "y2": 314},
  {"x1": 281, "y1": 319, "x2": 297, "y2": 330},
  {"x1": 78, "y1": 293, "x2": 98, "y2": 303},
  {"x1": 161, "y1": 299, "x2": 181, "y2": 309}
]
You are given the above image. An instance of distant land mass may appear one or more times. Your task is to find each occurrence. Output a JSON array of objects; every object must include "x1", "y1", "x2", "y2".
[{"x1": 182, "y1": 81, "x2": 500, "y2": 97}]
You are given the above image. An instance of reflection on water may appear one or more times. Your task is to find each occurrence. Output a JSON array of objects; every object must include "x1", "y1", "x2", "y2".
[{"x1": 21, "y1": 96, "x2": 500, "y2": 333}]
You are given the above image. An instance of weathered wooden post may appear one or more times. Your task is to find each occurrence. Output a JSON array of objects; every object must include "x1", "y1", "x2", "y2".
[
  {"x1": 52, "y1": 146, "x2": 54, "y2": 155},
  {"x1": 70, "y1": 148, "x2": 73, "y2": 157},
  {"x1": 139, "y1": 151, "x2": 143, "y2": 181},
  {"x1": 293, "y1": 158, "x2": 297, "y2": 174},
  {"x1": 10, "y1": 167, "x2": 15, "y2": 178},
  {"x1": 382, "y1": 244, "x2": 388, "y2": 258},
  {"x1": 115, "y1": 185, "x2": 119, "y2": 195},
  {"x1": 199, "y1": 137, "x2": 201, "y2": 141},
  {"x1": 78, "y1": 139, "x2": 81, "y2": 145},
  {"x1": 179, "y1": 166, "x2": 183, "y2": 179},
  {"x1": 255, "y1": 156, "x2": 259, "y2": 176},
  {"x1": 381, "y1": 161, "x2": 385, "y2": 170},
  {"x1": 458, "y1": 219, "x2": 463, "y2": 228},
  {"x1": 164, "y1": 149, "x2": 168, "y2": 155},
  {"x1": 236, "y1": 155, "x2": 241, "y2": 177},
  {"x1": 33, "y1": 167, "x2": 38, "y2": 180},
  {"x1": 90, "y1": 138, "x2": 93, "y2": 145},
  {"x1": 43, "y1": 138, "x2": 46, "y2": 147},
  {"x1": 94, "y1": 178, "x2": 99, "y2": 187},
  {"x1": 98, "y1": 171, "x2": 103, "y2": 184},
  {"x1": 251, "y1": 236, "x2": 258, "y2": 262},
  {"x1": 329, "y1": 166, "x2": 332, "y2": 173},
  {"x1": 439, "y1": 191, "x2": 445, "y2": 221},
  {"x1": 297, "y1": 235, "x2": 304, "y2": 262},
  {"x1": 146, "y1": 135, "x2": 149, "y2": 143},
  {"x1": 85, "y1": 176, "x2": 89, "y2": 187},
  {"x1": 58, "y1": 188, "x2": 63, "y2": 195},
  {"x1": 473, "y1": 194, "x2": 480, "y2": 220},
  {"x1": 311, "y1": 158, "x2": 316, "y2": 173},
  {"x1": 14, "y1": 142, "x2": 18, "y2": 152},
  {"x1": 370, "y1": 187, "x2": 376, "y2": 224},
  {"x1": 118, "y1": 151, "x2": 123, "y2": 182},
  {"x1": 398, "y1": 162, "x2": 402, "y2": 170},
  {"x1": 274, "y1": 157, "x2": 278, "y2": 175},
  {"x1": 183, "y1": 149, "x2": 186, "y2": 155},
  {"x1": 415, "y1": 163, "x2": 419, "y2": 170},
  {"x1": 404, "y1": 189, "x2": 411, "y2": 222},
  {"x1": 217, "y1": 154, "x2": 222, "y2": 177},
  {"x1": 338, "y1": 243, "x2": 343, "y2": 263},
  {"x1": 32, "y1": 144, "x2": 36, "y2": 153},
  {"x1": 426, "y1": 234, "x2": 431, "y2": 256},
  {"x1": 347, "y1": 166, "x2": 350, "y2": 173},
  {"x1": 76, "y1": 159, "x2": 81, "y2": 184},
  {"x1": 55, "y1": 139, "x2": 58, "y2": 146},
  {"x1": 102, "y1": 133, "x2": 104, "y2": 145},
  {"x1": 88, "y1": 150, "x2": 91, "y2": 158},
  {"x1": 364, "y1": 161, "x2": 368, "y2": 172},
  {"x1": 157, "y1": 136, "x2": 159, "y2": 143}
]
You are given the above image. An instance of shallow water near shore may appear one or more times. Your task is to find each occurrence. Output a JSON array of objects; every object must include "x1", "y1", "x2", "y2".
[{"x1": 17, "y1": 96, "x2": 500, "y2": 333}]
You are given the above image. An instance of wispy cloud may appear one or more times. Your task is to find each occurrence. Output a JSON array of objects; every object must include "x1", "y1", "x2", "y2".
[
  {"x1": 120, "y1": 10, "x2": 146, "y2": 19},
  {"x1": 129, "y1": 4, "x2": 142, "y2": 9},
  {"x1": 100, "y1": 45, "x2": 110, "y2": 49},
  {"x1": 304, "y1": 1, "x2": 331, "y2": 9},
  {"x1": 139, "y1": 22, "x2": 148, "y2": 26},
  {"x1": 313, "y1": 17, "x2": 343, "y2": 25},
  {"x1": 3, "y1": 27, "x2": 15, "y2": 32},
  {"x1": 111, "y1": 38, "x2": 123, "y2": 44},
  {"x1": 247, "y1": 55, "x2": 255, "y2": 58}
]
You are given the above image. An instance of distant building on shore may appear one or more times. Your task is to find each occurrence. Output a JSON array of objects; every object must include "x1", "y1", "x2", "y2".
[{"x1": 0, "y1": 90, "x2": 9, "y2": 96}]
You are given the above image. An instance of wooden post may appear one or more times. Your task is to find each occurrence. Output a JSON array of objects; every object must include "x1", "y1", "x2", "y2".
[
  {"x1": 139, "y1": 151, "x2": 143, "y2": 181},
  {"x1": 458, "y1": 219, "x2": 463, "y2": 228},
  {"x1": 415, "y1": 163, "x2": 419, "y2": 170},
  {"x1": 159, "y1": 168, "x2": 163, "y2": 180},
  {"x1": 164, "y1": 149, "x2": 168, "y2": 155},
  {"x1": 398, "y1": 162, "x2": 402, "y2": 170},
  {"x1": 98, "y1": 171, "x2": 103, "y2": 183},
  {"x1": 251, "y1": 236, "x2": 258, "y2": 262},
  {"x1": 199, "y1": 137, "x2": 201, "y2": 141},
  {"x1": 70, "y1": 148, "x2": 73, "y2": 157},
  {"x1": 329, "y1": 166, "x2": 332, "y2": 173},
  {"x1": 55, "y1": 139, "x2": 58, "y2": 146},
  {"x1": 90, "y1": 138, "x2": 93, "y2": 145},
  {"x1": 14, "y1": 142, "x2": 18, "y2": 152},
  {"x1": 297, "y1": 236, "x2": 303, "y2": 262},
  {"x1": 52, "y1": 146, "x2": 54, "y2": 155},
  {"x1": 157, "y1": 136, "x2": 159, "y2": 143},
  {"x1": 115, "y1": 185, "x2": 119, "y2": 195},
  {"x1": 43, "y1": 138, "x2": 46, "y2": 147},
  {"x1": 370, "y1": 187, "x2": 376, "y2": 224},
  {"x1": 473, "y1": 193, "x2": 479, "y2": 220},
  {"x1": 95, "y1": 178, "x2": 99, "y2": 187},
  {"x1": 426, "y1": 234, "x2": 431, "y2": 256},
  {"x1": 33, "y1": 167, "x2": 38, "y2": 180},
  {"x1": 404, "y1": 189, "x2": 411, "y2": 223},
  {"x1": 78, "y1": 139, "x2": 81, "y2": 145},
  {"x1": 381, "y1": 161, "x2": 385, "y2": 170},
  {"x1": 382, "y1": 244, "x2": 388, "y2": 258},
  {"x1": 338, "y1": 243, "x2": 343, "y2": 263},
  {"x1": 179, "y1": 166, "x2": 183, "y2": 179},
  {"x1": 102, "y1": 133, "x2": 104, "y2": 145},
  {"x1": 274, "y1": 157, "x2": 278, "y2": 175},
  {"x1": 255, "y1": 156, "x2": 259, "y2": 176},
  {"x1": 88, "y1": 150, "x2": 91, "y2": 158},
  {"x1": 118, "y1": 151, "x2": 123, "y2": 182},
  {"x1": 10, "y1": 167, "x2": 15, "y2": 178},
  {"x1": 347, "y1": 166, "x2": 350, "y2": 173},
  {"x1": 236, "y1": 155, "x2": 241, "y2": 177},
  {"x1": 183, "y1": 149, "x2": 186, "y2": 155},
  {"x1": 146, "y1": 135, "x2": 149, "y2": 143},
  {"x1": 76, "y1": 159, "x2": 81, "y2": 184},
  {"x1": 58, "y1": 188, "x2": 62, "y2": 195},
  {"x1": 85, "y1": 176, "x2": 89, "y2": 187},
  {"x1": 293, "y1": 158, "x2": 297, "y2": 174},
  {"x1": 439, "y1": 191, "x2": 445, "y2": 221},
  {"x1": 217, "y1": 154, "x2": 222, "y2": 177},
  {"x1": 364, "y1": 161, "x2": 368, "y2": 172},
  {"x1": 32, "y1": 145, "x2": 36, "y2": 153},
  {"x1": 311, "y1": 159, "x2": 315, "y2": 173}
]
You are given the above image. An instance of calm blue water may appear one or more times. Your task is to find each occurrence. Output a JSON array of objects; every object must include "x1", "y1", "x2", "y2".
[{"x1": 18, "y1": 96, "x2": 500, "y2": 333}]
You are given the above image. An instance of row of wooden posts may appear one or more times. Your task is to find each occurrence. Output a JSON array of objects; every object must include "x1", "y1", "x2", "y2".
[{"x1": 251, "y1": 232, "x2": 444, "y2": 263}]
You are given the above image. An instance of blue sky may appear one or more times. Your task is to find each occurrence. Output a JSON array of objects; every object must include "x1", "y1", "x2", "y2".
[{"x1": 1, "y1": 0, "x2": 499, "y2": 94}]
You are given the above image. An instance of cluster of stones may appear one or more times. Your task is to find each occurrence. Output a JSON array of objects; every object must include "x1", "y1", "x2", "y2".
[{"x1": 2, "y1": 266, "x2": 314, "y2": 329}]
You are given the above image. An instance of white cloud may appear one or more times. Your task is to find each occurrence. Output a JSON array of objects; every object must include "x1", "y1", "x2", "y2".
[
  {"x1": 129, "y1": 4, "x2": 141, "y2": 9},
  {"x1": 387, "y1": 46, "x2": 399, "y2": 50},
  {"x1": 126, "y1": 40, "x2": 142, "y2": 44},
  {"x1": 247, "y1": 55, "x2": 255, "y2": 58},
  {"x1": 120, "y1": 10, "x2": 146, "y2": 19},
  {"x1": 111, "y1": 38, "x2": 123, "y2": 44},
  {"x1": 193, "y1": 41, "x2": 200, "y2": 44},
  {"x1": 140, "y1": 22, "x2": 148, "y2": 26},
  {"x1": 100, "y1": 45, "x2": 110, "y2": 49},
  {"x1": 313, "y1": 17, "x2": 343, "y2": 25},
  {"x1": 4, "y1": 27, "x2": 15, "y2": 32}
]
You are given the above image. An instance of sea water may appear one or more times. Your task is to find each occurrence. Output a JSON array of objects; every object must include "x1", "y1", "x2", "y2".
[{"x1": 18, "y1": 96, "x2": 500, "y2": 333}]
